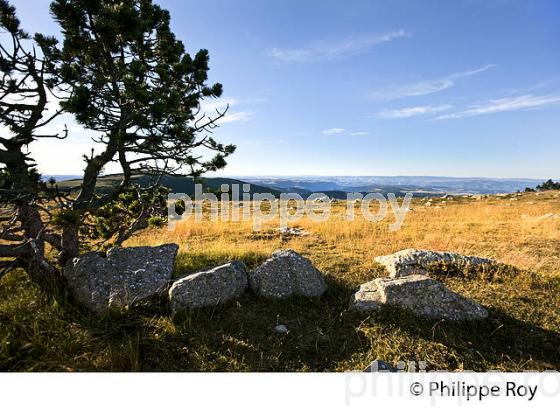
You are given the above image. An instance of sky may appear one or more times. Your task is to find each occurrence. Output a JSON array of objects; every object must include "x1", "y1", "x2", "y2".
[{"x1": 7, "y1": 0, "x2": 560, "y2": 178}]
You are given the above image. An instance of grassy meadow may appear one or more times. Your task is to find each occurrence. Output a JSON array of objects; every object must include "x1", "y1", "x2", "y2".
[{"x1": 1, "y1": 190, "x2": 559, "y2": 371}]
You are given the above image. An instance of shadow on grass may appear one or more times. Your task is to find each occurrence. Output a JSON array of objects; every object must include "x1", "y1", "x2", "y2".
[
  {"x1": 367, "y1": 305, "x2": 560, "y2": 371},
  {"x1": 91, "y1": 276, "x2": 560, "y2": 372},
  {"x1": 148, "y1": 277, "x2": 369, "y2": 371},
  {"x1": 2, "y1": 269, "x2": 559, "y2": 372}
]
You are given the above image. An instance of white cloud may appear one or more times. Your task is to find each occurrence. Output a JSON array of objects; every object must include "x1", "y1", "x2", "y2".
[
  {"x1": 268, "y1": 30, "x2": 410, "y2": 62},
  {"x1": 323, "y1": 128, "x2": 370, "y2": 136},
  {"x1": 200, "y1": 97, "x2": 238, "y2": 112},
  {"x1": 216, "y1": 110, "x2": 252, "y2": 123},
  {"x1": 323, "y1": 128, "x2": 347, "y2": 135},
  {"x1": 378, "y1": 104, "x2": 453, "y2": 119},
  {"x1": 199, "y1": 97, "x2": 253, "y2": 123},
  {"x1": 371, "y1": 64, "x2": 495, "y2": 100},
  {"x1": 435, "y1": 94, "x2": 560, "y2": 120}
]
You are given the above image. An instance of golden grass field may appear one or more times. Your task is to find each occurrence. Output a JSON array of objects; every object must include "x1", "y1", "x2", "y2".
[
  {"x1": 1, "y1": 190, "x2": 559, "y2": 371},
  {"x1": 131, "y1": 190, "x2": 560, "y2": 278}
]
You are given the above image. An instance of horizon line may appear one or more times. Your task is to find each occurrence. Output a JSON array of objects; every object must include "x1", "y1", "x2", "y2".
[{"x1": 42, "y1": 173, "x2": 557, "y2": 181}]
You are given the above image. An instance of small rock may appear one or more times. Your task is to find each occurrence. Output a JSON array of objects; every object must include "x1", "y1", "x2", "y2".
[
  {"x1": 275, "y1": 227, "x2": 309, "y2": 236},
  {"x1": 274, "y1": 324, "x2": 289, "y2": 334},
  {"x1": 248, "y1": 249, "x2": 326, "y2": 298},
  {"x1": 350, "y1": 275, "x2": 488, "y2": 321},
  {"x1": 169, "y1": 261, "x2": 248, "y2": 313},
  {"x1": 364, "y1": 359, "x2": 397, "y2": 372}
]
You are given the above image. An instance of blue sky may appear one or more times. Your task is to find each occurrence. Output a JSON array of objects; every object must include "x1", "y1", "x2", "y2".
[{"x1": 11, "y1": 0, "x2": 560, "y2": 178}]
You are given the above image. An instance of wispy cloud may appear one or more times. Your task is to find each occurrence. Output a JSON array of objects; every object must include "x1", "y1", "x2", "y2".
[
  {"x1": 378, "y1": 104, "x2": 453, "y2": 119},
  {"x1": 371, "y1": 64, "x2": 495, "y2": 100},
  {"x1": 268, "y1": 30, "x2": 410, "y2": 62},
  {"x1": 200, "y1": 97, "x2": 253, "y2": 123},
  {"x1": 323, "y1": 128, "x2": 347, "y2": 135},
  {"x1": 435, "y1": 94, "x2": 560, "y2": 120},
  {"x1": 323, "y1": 128, "x2": 369, "y2": 136},
  {"x1": 217, "y1": 111, "x2": 253, "y2": 123}
]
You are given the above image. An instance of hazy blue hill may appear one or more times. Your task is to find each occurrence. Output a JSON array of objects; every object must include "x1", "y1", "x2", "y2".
[
  {"x1": 56, "y1": 174, "x2": 282, "y2": 197},
  {"x1": 242, "y1": 176, "x2": 543, "y2": 195},
  {"x1": 43, "y1": 175, "x2": 81, "y2": 182}
]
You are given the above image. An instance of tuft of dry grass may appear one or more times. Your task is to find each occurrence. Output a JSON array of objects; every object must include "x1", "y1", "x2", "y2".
[{"x1": 1, "y1": 190, "x2": 559, "y2": 371}]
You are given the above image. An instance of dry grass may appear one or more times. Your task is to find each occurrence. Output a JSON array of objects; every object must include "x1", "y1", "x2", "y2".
[
  {"x1": 1, "y1": 190, "x2": 559, "y2": 371},
  {"x1": 130, "y1": 190, "x2": 560, "y2": 277}
]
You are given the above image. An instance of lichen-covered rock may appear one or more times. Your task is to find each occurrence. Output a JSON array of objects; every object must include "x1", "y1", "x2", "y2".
[
  {"x1": 350, "y1": 275, "x2": 488, "y2": 321},
  {"x1": 248, "y1": 249, "x2": 326, "y2": 298},
  {"x1": 64, "y1": 244, "x2": 178, "y2": 313},
  {"x1": 63, "y1": 251, "x2": 112, "y2": 313},
  {"x1": 374, "y1": 249, "x2": 494, "y2": 278},
  {"x1": 169, "y1": 261, "x2": 248, "y2": 312}
]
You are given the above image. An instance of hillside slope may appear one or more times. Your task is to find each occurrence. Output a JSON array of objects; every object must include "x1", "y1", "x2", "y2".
[{"x1": 56, "y1": 174, "x2": 282, "y2": 197}]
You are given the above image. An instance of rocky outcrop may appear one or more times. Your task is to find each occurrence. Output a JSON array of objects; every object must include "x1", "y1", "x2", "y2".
[
  {"x1": 169, "y1": 261, "x2": 248, "y2": 313},
  {"x1": 350, "y1": 275, "x2": 488, "y2": 321},
  {"x1": 374, "y1": 249, "x2": 494, "y2": 278},
  {"x1": 64, "y1": 244, "x2": 178, "y2": 313},
  {"x1": 248, "y1": 249, "x2": 326, "y2": 298}
]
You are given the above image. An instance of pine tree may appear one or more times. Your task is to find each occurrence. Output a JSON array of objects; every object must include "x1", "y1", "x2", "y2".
[{"x1": 0, "y1": 0, "x2": 235, "y2": 287}]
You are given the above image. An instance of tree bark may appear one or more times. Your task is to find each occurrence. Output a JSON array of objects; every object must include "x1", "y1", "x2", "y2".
[{"x1": 59, "y1": 225, "x2": 80, "y2": 265}]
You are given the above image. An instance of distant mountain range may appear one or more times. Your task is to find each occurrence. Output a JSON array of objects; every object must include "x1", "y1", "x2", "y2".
[
  {"x1": 46, "y1": 174, "x2": 546, "y2": 198},
  {"x1": 240, "y1": 176, "x2": 545, "y2": 197}
]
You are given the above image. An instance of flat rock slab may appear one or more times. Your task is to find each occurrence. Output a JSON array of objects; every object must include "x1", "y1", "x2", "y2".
[
  {"x1": 169, "y1": 261, "x2": 248, "y2": 313},
  {"x1": 248, "y1": 249, "x2": 326, "y2": 298},
  {"x1": 374, "y1": 249, "x2": 494, "y2": 278},
  {"x1": 350, "y1": 275, "x2": 488, "y2": 321},
  {"x1": 64, "y1": 244, "x2": 179, "y2": 313}
]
